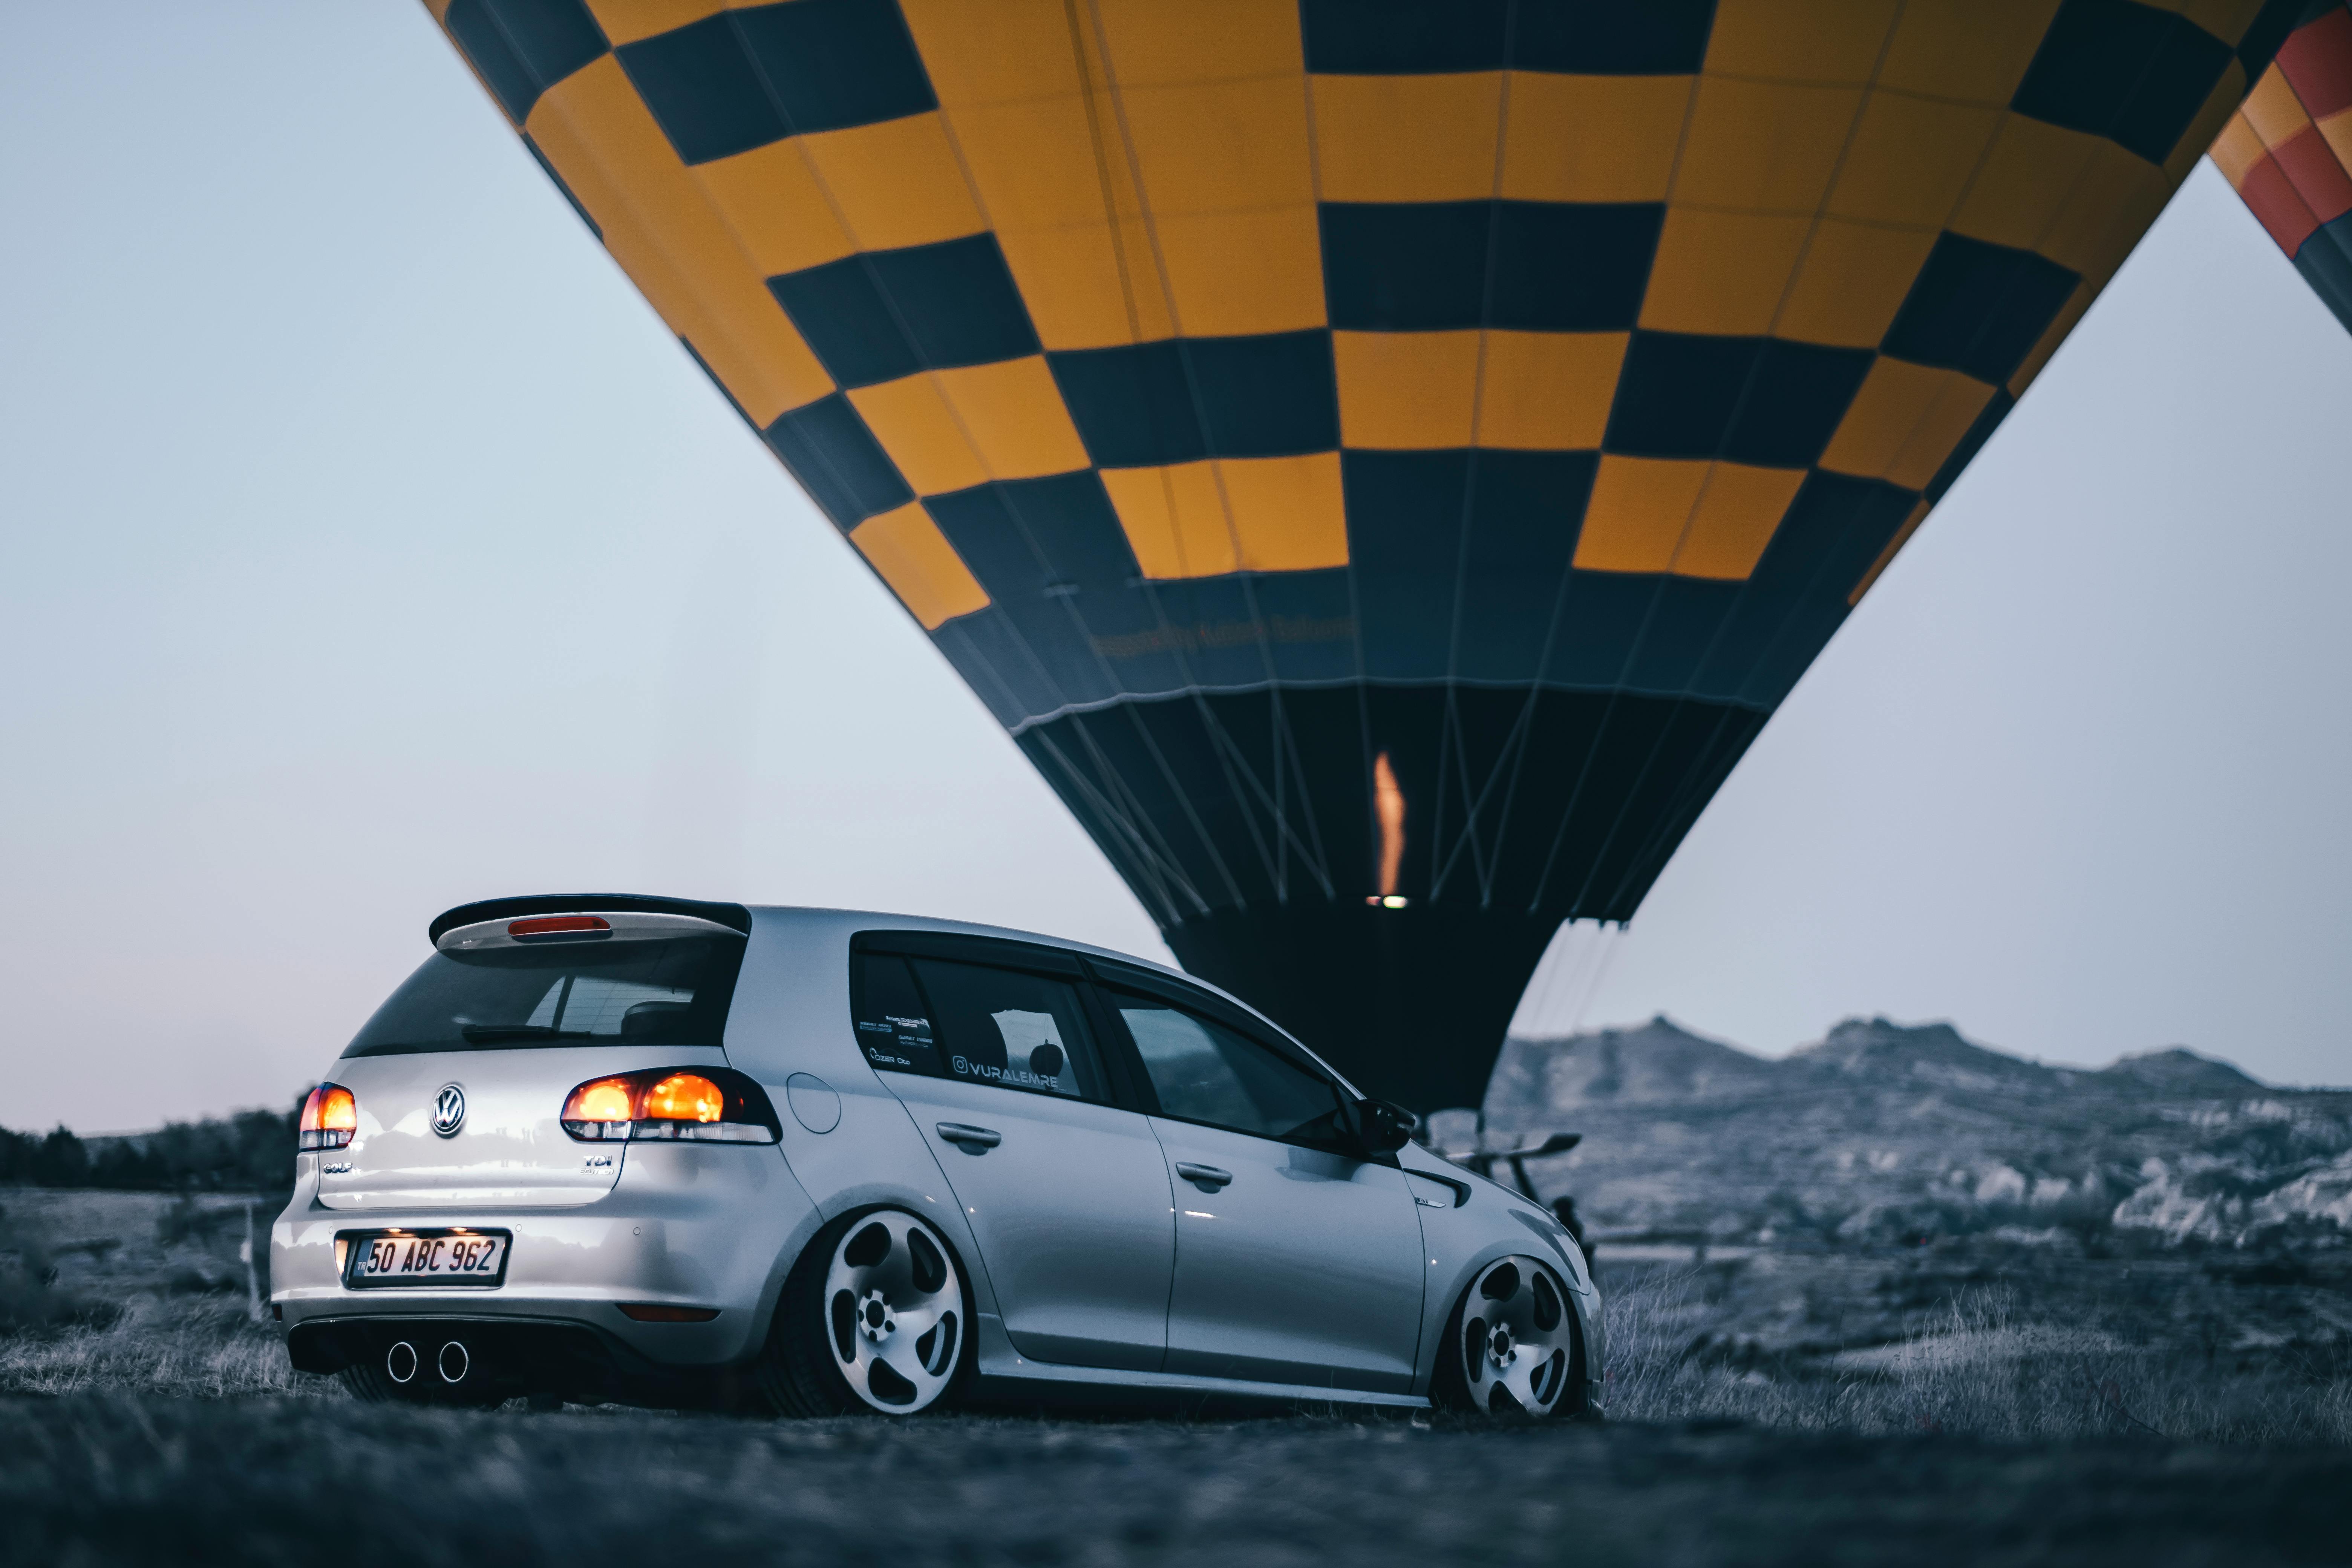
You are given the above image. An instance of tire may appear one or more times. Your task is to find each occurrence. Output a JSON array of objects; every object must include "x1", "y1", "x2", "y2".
[
  {"x1": 1431, "y1": 1254, "x2": 1585, "y2": 1420},
  {"x1": 757, "y1": 1208, "x2": 971, "y2": 1417}
]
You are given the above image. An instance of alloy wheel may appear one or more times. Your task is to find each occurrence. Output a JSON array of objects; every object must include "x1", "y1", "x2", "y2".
[
  {"x1": 822, "y1": 1211, "x2": 963, "y2": 1413},
  {"x1": 1457, "y1": 1254, "x2": 1577, "y2": 1417}
]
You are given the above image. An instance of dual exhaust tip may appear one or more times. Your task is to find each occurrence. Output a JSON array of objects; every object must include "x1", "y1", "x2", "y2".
[{"x1": 386, "y1": 1338, "x2": 469, "y2": 1386}]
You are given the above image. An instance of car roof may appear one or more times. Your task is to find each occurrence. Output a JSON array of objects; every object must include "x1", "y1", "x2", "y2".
[
  {"x1": 423, "y1": 894, "x2": 1352, "y2": 1094},
  {"x1": 742, "y1": 902, "x2": 1215, "y2": 998},
  {"x1": 743, "y1": 903, "x2": 1350, "y2": 1092}
]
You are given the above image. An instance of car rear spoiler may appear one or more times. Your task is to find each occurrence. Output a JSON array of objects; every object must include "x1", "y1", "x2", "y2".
[{"x1": 427, "y1": 894, "x2": 753, "y2": 945}]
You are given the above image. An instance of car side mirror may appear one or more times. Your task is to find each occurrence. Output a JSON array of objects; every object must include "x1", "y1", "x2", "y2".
[{"x1": 1338, "y1": 1097, "x2": 1415, "y2": 1156}]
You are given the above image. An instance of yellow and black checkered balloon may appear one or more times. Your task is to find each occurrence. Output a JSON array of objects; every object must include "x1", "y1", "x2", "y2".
[{"x1": 428, "y1": 0, "x2": 2297, "y2": 1110}]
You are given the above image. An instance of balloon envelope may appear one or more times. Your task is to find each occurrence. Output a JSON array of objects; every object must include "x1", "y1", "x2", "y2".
[
  {"x1": 2211, "y1": 4, "x2": 2352, "y2": 334},
  {"x1": 429, "y1": 0, "x2": 2297, "y2": 1110}
]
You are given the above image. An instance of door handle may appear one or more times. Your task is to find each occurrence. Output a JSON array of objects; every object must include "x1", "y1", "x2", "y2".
[
  {"x1": 936, "y1": 1122, "x2": 1001, "y2": 1150},
  {"x1": 1174, "y1": 1162, "x2": 1232, "y2": 1190}
]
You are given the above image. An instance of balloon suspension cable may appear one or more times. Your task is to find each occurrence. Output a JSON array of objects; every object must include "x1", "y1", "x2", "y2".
[
  {"x1": 1563, "y1": 922, "x2": 1625, "y2": 1038},
  {"x1": 1517, "y1": 920, "x2": 1584, "y2": 1037},
  {"x1": 1520, "y1": 917, "x2": 1617, "y2": 1040},
  {"x1": 1545, "y1": 925, "x2": 1596, "y2": 1030}
]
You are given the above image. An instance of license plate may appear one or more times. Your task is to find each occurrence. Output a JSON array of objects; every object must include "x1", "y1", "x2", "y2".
[{"x1": 342, "y1": 1230, "x2": 510, "y2": 1289}]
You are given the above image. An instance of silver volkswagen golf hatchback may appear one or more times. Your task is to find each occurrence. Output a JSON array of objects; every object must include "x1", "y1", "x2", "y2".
[{"x1": 273, "y1": 895, "x2": 1602, "y2": 1419}]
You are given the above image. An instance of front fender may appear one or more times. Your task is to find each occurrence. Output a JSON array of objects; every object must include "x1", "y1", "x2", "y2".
[{"x1": 1401, "y1": 1153, "x2": 1598, "y2": 1401}]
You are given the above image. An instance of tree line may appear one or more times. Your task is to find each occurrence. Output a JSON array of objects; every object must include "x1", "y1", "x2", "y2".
[{"x1": 0, "y1": 1098, "x2": 302, "y2": 1194}]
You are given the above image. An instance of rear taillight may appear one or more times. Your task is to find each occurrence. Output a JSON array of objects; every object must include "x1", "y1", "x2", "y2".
[
  {"x1": 561, "y1": 1067, "x2": 779, "y2": 1144},
  {"x1": 299, "y1": 1083, "x2": 358, "y2": 1151}
]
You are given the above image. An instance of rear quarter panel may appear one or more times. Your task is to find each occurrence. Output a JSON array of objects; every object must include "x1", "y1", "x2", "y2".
[{"x1": 718, "y1": 910, "x2": 1000, "y2": 1324}]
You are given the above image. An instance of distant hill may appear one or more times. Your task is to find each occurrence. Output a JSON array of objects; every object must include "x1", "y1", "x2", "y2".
[
  {"x1": 1791, "y1": 1017, "x2": 2067, "y2": 1094},
  {"x1": 1484, "y1": 1015, "x2": 1781, "y2": 1109},
  {"x1": 1475, "y1": 1017, "x2": 2352, "y2": 1251},
  {"x1": 2099, "y1": 1047, "x2": 2265, "y2": 1095}
]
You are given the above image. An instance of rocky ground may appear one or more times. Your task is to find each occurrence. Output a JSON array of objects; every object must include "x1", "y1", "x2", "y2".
[
  {"x1": 1473, "y1": 1016, "x2": 2352, "y2": 1254},
  {"x1": 1446, "y1": 1018, "x2": 2352, "y2": 1445}
]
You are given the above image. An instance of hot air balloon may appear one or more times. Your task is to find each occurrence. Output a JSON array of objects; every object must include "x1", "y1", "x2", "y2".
[
  {"x1": 2212, "y1": 3, "x2": 2352, "y2": 331},
  {"x1": 425, "y1": 0, "x2": 2301, "y2": 1113}
]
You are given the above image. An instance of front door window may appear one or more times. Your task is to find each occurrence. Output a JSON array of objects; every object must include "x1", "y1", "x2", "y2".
[{"x1": 1113, "y1": 996, "x2": 1342, "y2": 1144}]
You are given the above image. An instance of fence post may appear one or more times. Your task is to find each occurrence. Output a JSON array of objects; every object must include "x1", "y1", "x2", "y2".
[{"x1": 241, "y1": 1202, "x2": 260, "y2": 1321}]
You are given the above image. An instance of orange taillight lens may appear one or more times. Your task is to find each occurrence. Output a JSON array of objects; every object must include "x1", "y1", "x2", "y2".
[
  {"x1": 559, "y1": 1068, "x2": 776, "y2": 1144},
  {"x1": 643, "y1": 1073, "x2": 725, "y2": 1124},
  {"x1": 299, "y1": 1083, "x2": 358, "y2": 1151},
  {"x1": 564, "y1": 1077, "x2": 638, "y2": 1125}
]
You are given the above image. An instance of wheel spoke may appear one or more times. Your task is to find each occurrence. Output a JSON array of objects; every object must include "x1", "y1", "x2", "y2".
[
  {"x1": 1499, "y1": 1346, "x2": 1556, "y2": 1409},
  {"x1": 871, "y1": 1328, "x2": 952, "y2": 1398},
  {"x1": 891, "y1": 1296, "x2": 950, "y2": 1337}
]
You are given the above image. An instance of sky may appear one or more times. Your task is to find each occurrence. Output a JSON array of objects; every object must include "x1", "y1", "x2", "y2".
[{"x1": 4, "y1": 5, "x2": 2350, "y2": 1134}]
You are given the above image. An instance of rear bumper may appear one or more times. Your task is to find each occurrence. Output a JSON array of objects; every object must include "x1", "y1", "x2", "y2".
[
  {"x1": 282, "y1": 1312, "x2": 769, "y2": 1409},
  {"x1": 271, "y1": 1140, "x2": 819, "y2": 1374}
]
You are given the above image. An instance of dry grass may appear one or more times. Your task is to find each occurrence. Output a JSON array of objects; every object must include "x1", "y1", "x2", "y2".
[
  {"x1": 0, "y1": 1294, "x2": 333, "y2": 1401},
  {"x1": 1603, "y1": 1268, "x2": 2352, "y2": 1446},
  {"x1": 6, "y1": 1187, "x2": 2349, "y2": 1447},
  {"x1": 0, "y1": 1190, "x2": 328, "y2": 1401},
  {"x1": 6, "y1": 1267, "x2": 2344, "y2": 1448}
]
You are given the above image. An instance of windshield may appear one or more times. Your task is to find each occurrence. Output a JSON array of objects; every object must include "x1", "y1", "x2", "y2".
[{"x1": 344, "y1": 936, "x2": 746, "y2": 1057}]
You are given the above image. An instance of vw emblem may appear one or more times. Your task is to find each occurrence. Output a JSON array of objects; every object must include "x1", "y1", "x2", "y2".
[{"x1": 432, "y1": 1084, "x2": 467, "y2": 1138}]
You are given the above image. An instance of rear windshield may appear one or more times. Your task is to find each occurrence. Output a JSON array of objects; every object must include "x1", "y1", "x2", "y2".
[{"x1": 343, "y1": 936, "x2": 746, "y2": 1057}]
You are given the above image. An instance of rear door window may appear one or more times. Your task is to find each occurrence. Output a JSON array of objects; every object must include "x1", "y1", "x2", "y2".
[
  {"x1": 851, "y1": 952, "x2": 1109, "y2": 1104},
  {"x1": 851, "y1": 952, "x2": 946, "y2": 1075},
  {"x1": 343, "y1": 936, "x2": 744, "y2": 1057}
]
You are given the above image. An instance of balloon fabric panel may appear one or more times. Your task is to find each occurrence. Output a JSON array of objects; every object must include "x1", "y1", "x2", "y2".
[
  {"x1": 2211, "y1": 4, "x2": 2352, "y2": 334},
  {"x1": 425, "y1": 0, "x2": 2304, "y2": 1109}
]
